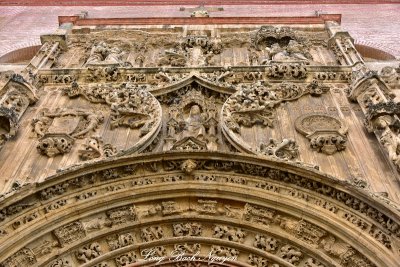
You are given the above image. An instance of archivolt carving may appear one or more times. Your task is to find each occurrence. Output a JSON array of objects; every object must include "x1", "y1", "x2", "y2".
[
  {"x1": 295, "y1": 113, "x2": 348, "y2": 155},
  {"x1": 0, "y1": 152, "x2": 398, "y2": 267}
]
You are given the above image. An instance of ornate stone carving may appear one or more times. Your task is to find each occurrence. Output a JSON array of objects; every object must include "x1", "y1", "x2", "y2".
[
  {"x1": 253, "y1": 234, "x2": 279, "y2": 252},
  {"x1": 47, "y1": 258, "x2": 72, "y2": 267},
  {"x1": 196, "y1": 199, "x2": 218, "y2": 214},
  {"x1": 163, "y1": 85, "x2": 223, "y2": 151},
  {"x1": 0, "y1": 202, "x2": 33, "y2": 222},
  {"x1": 253, "y1": 26, "x2": 312, "y2": 63},
  {"x1": 257, "y1": 138, "x2": 299, "y2": 160},
  {"x1": 223, "y1": 81, "x2": 329, "y2": 134},
  {"x1": 1, "y1": 248, "x2": 36, "y2": 267},
  {"x1": 158, "y1": 47, "x2": 187, "y2": 67},
  {"x1": 277, "y1": 217, "x2": 327, "y2": 245},
  {"x1": 243, "y1": 203, "x2": 276, "y2": 226},
  {"x1": 106, "y1": 205, "x2": 137, "y2": 226},
  {"x1": 379, "y1": 65, "x2": 400, "y2": 90},
  {"x1": 141, "y1": 226, "x2": 164, "y2": 242},
  {"x1": 79, "y1": 136, "x2": 117, "y2": 160},
  {"x1": 65, "y1": 82, "x2": 161, "y2": 152},
  {"x1": 173, "y1": 223, "x2": 202, "y2": 237},
  {"x1": 364, "y1": 101, "x2": 400, "y2": 132},
  {"x1": 85, "y1": 41, "x2": 128, "y2": 66},
  {"x1": 32, "y1": 108, "x2": 103, "y2": 157},
  {"x1": 53, "y1": 221, "x2": 86, "y2": 247},
  {"x1": 106, "y1": 233, "x2": 135, "y2": 250},
  {"x1": 379, "y1": 129, "x2": 400, "y2": 172},
  {"x1": 210, "y1": 245, "x2": 239, "y2": 258},
  {"x1": 182, "y1": 35, "x2": 222, "y2": 66},
  {"x1": 295, "y1": 113, "x2": 348, "y2": 155},
  {"x1": 115, "y1": 252, "x2": 137, "y2": 267},
  {"x1": 213, "y1": 225, "x2": 246, "y2": 243},
  {"x1": 0, "y1": 76, "x2": 37, "y2": 150},
  {"x1": 248, "y1": 254, "x2": 269, "y2": 267},
  {"x1": 174, "y1": 243, "x2": 201, "y2": 254},
  {"x1": 265, "y1": 63, "x2": 307, "y2": 79},
  {"x1": 278, "y1": 245, "x2": 303, "y2": 265},
  {"x1": 304, "y1": 258, "x2": 326, "y2": 267},
  {"x1": 32, "y1": 240, "x2": 58, "y2": 257},
  {"x1": 76, "y1": 242, "x2": 102, "y2": 263}
]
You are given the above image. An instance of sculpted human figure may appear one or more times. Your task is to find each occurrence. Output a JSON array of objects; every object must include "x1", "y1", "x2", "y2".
[
  {"x1": 86, "y1": 42, "x2": 108, "y2": 65},
  {"x1": 104, "y1": 47, "x2": 124, "y2": 64},
  {"x1": 286, "y1": 40, "x2": 309, "y2": 61},
  {"x1": 182, "y1": 105, "x2": 206, "y2": 140}
]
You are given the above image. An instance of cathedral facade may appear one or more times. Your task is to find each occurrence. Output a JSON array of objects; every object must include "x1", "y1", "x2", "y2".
[{"x1": 0, "y1": 8, "x2": 399, "y2": 267}]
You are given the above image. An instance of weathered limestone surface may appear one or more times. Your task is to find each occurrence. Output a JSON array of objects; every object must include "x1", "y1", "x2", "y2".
[{"x1": 0, "y1": 13, "x2": 399, "y2": 267}]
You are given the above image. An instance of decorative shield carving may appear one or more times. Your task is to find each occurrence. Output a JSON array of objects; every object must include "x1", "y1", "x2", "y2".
[
  {"x1": 32, "y1": 108, "x2": 104, "y2": 157},
  {"x1": 295, "y1": 113, "x2": 348, "y2": 155}
]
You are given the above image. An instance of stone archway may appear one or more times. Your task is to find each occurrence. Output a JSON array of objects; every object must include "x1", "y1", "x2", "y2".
[{"x1": 0, "y1": 151, "x2": 399, "y2": 267}]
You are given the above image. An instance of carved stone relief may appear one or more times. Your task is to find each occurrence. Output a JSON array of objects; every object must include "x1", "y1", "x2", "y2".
[
  {"x1": 64, "y1": 81, "x2": 162, "y2": 155},
  {"x1": 31, "y1": 108, "x2": 104, "y2": 157},
  {"x1": 222, "y1": 80, "x2": 329, "y2": 154},
  {"x1": 78, "y1": 136, "x2": 117, "y2": 160},
  {"x1": 257, "y1": 138, "x2": 299, "y2": 160},
  {"x1": 159, "y1": 83, "x2": 228, "y2": 152},
  {"x1": 252, "y1": 26, "x2": 312, "y2": 64},
  {"x1": 295, "y1": 113, "x2": 348, "y2": 155},
  {"x1": 0, "y1": 75, "x2": 37, "y2": 150},
  {"x1": 85, "y1": 42, "x2": 130, "y2": 67},
  {"x1": 0, "y1": 20, "x2": 399, "y2": 267}
]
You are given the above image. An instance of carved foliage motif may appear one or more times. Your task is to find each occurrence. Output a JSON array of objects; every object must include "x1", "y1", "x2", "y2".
[
  {"x1": 258, "y1": 138, "x2": 299, "y2": 160},
  {"x1": 79, "y1": 136, "x2": 117, "y2": 160},
  {"x1": 1, "y1": 248, "x2": 36, "y2": 267},
  {"x1": 65, "y1": 82, "x2": 160, "y2": 137},
  {"x1": 106, "y1": 233, "x2": 134, "y2": 251},
  {"x1": 32, "y1": 108, "x2": 103, "y2": 157},
  {"x1": 173, "y1": 223, "x2": 202, "y2": 237},
  {"x1": 115, "y1": 252, "x2": 137, "y2": 267},
  {"x1": 76, "y1": 242, "x2": 102, "y2": 263},
  {"x1": 295, "y1": 113, "x2": 348, "y2": 155},
  {"x1": 223, "y1": 81, "x2": 329, "y2": 134}
]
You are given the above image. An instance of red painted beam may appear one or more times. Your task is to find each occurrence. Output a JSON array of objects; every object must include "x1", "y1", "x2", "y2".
[{"x1": 59, "y1": 14, "x2": 341, "y2": 26}]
